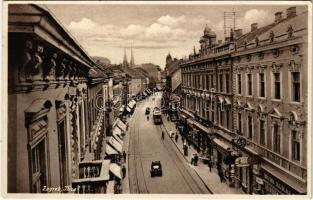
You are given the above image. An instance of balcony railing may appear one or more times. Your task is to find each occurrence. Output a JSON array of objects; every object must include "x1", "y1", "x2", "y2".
[
  {"x1": 250, "y1": 142, "x2": 307, "y2": 181},
  {"x1": 72, "y1": 160, "x2": 110, "y2": 193}
]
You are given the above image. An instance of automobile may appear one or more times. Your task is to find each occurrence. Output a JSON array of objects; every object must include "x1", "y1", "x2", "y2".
[
  {"x1": 150, "y1": 161, "x2": 162, "y2": 177},
  {"x1": 145, "y1": 107, "x2": 150, "y2": 114}
]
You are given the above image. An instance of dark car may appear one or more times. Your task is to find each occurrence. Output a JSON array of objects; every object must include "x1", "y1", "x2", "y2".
[
  {"x1": 150, "y1": 161, "x2": 162, "y2": 177},
  {"x1": 145, "y1": 107, "x2": 150, "y2": 114}
]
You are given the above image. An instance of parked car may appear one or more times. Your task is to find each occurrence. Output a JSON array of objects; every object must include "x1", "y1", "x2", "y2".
[
  {"x1": 150, "y1": 161, "x2": 162, "y2": 177},
  {"x1": 145, "y1": 107, "x2": 150, "y2": 114}
]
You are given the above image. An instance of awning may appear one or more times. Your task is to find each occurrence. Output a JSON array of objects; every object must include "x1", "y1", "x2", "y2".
[
  {"x1": 106, "y1": 144, "x2": 119, "y2": 155},
  {"x1": 192, "y1": 120, "x2": 211, "y2": 133},
  {"x1": 213, "y1": 138, "x2": 232, "y2": 151},
  {"x1": 187, "y1": 118, "x2": 194, "y2": 126},
  {"x1": 108, "y1": 137, "x2": 123, "y2": 153},
  {"x1": 113, "y1": 126, "x2": 122, "y2": 137},
  {"x1": 112, "y1": 133, "x2": 123, "y2": 145},
  {"x1": 110, "y1": 163, "x2": 122, "y2": 179},
  {"x1": 116, "y1": 118, "x2": 127, "y2": 132}
]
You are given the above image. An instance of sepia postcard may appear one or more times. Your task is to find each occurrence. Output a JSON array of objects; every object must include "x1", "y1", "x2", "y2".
[{"x1": 1, "y1": 1, "x2": 312, "y2": 199}]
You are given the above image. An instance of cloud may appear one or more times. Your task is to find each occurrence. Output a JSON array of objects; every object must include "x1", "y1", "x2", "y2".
[
  {"x1": 120, "y1": 24, "x2": 146, "y2": 38},
  {"x1": 235, "y1": 9, "x2": 273, "y2": 34},
  {"x1": 157, "y1": 15, "x2": 185, "y2": 27}
]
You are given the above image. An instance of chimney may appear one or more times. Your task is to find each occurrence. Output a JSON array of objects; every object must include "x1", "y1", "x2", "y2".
[
  {"x1": 234, "y1": 29, "x2": 243, "y2": 38},
  {"x1": 275, "y1": 11, "x2": 283, "y2": 23},
  {"x1": 218, "y1": 40, "x2": 222, "y2": 45},
  {"x1": 251, "y1": 23, "x2": 258, "y2": 32},
  {"x1": 287, "y1": 7, "x2": 297, "y2": 18}
]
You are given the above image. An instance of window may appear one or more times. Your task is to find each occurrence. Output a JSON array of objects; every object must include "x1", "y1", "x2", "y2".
[
  {"x1": 31, "y1": 139, "x2": 48, "y2": 193},
  {"x1": 211, "y1": 101, "x2": 215, "y2": 122},
  {"x1": 259, "y1": 73, "x2": 265, "y2": 97},
  {"x1": 247, "y1": 74, "x2": 253, "y2": 96},
  {"x1": 291, "y1": 130, "x2": 300, "y2": 161},
  {"x1": 247, "y1": 115, "x2": 253, "y2": 139},
  {"x1": 220, "y1": 106, "x2": 224, "y2": 126},
  {"x1": 238, "y1": 113, "x2": 242, "y2": 134},
  {"x1": 226, "y1": 109, "x2": 231, "y2": 129},
  {"x1": 58, "y1": 120, "x2": 69, "y2": 188},
  {"x1": 237, "y1": 74, "x2": 242, "y2": 94},
  {"x1": 226, "y1": 74, "x2": 230, "y2": 93},
  {"x1": 206, "y1": 74, "x2": 209, "y2": 90},
  {"x1": 273, "y1": 73, "x2": 281, "y2": 99},
  {"x1": 291, "y1": 72, "x2": 300, "y2": 102},
  {"x1": 273, "y1": 124, "x2": 281, "y2": 153},
  {"x1": 260, "y1": 120, "x2": 266, "y2": 146},
  {"x1": 219, "y1": 74, "x2": 223, "y2": 92},
  {"x1": 210, "y1": 74, "x2": 214, "y2": 90}
]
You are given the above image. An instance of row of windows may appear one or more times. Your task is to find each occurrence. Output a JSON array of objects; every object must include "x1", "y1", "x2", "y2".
[
  {"x1": 237, "y1": 71, "x2": 300, "y2": 102},
  {"x1": 237, "y1": 114, "x2": 301, "y2": 161},
  {"x1": 182, "y1": 73, "x2": 231, "y2": 93}
]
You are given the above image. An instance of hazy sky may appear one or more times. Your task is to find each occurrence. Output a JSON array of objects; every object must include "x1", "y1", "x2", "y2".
[{"x1": 46, "y1": 3, "x2": 307, "y2": 68}]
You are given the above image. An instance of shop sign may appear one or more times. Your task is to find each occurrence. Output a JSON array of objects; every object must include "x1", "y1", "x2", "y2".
[
  {"x1": 263, "y1": 171, "x2": 297, "y2": 194},
  {"x1": 235, "y1": 157, "x2": 249, "y2": 167}
]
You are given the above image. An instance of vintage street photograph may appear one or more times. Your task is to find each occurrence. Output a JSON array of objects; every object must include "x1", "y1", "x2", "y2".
[{"x1": 2, "y1": 1, "x2": 312, "y2": 198}]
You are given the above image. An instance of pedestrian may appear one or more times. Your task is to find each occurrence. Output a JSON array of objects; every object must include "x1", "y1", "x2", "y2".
[
  {"x1": 123, "y1": 151, "x2": 127, "y2": 162},
  {"x1": 208, "y1": 159, "x2": 212, "y2": 172},
  {"x1": 191, "y1": 154, "x2": 195, "y2": 165},
  {"x1": 122, "y1": 165, "x2": 126, "y2": 179},
  {"x1": 194, "y1": 153, "x2": 199, "y2": 166},
  {"x1": 218, "y1": 170, "x2": 223, "y2": 182},
  {"x1": 175, "y1": 133, "x2": 178, "y2": 143},
  {"x1": 161, "y1": 131, "x2": 164, "y2": 140}
]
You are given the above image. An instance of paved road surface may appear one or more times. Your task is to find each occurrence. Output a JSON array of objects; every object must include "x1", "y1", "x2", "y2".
[{"x1": 128, "y1": 92, "x2": 211, "y2": 194}]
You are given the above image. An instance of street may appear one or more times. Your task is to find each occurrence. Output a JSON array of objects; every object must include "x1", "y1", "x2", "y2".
[{"x1": 128, "y1": 92, "x2": 210, "y2": 194}]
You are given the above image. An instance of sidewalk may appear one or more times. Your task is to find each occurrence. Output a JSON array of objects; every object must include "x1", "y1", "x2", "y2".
[
  {"x1": 121, "y1": 117, "x2": 130, "y2": 194},
  {"x1": 162, "y1": 115, "x2": 241, "y2": 194}
]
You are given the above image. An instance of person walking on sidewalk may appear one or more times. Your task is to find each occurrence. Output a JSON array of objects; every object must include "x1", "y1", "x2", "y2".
[
  {"x1": 194, "y1": 153, "x2": 199, "y2": 166},
  {"x1": 208, "y1": 159, "x2": 212, "y2": 172},
  {"x1": 161, "y1": 131, "x2": 165, "y2": 140},
  {"x1": 123, "y1": 151, "x2": 127, "y2": 162},
  {"x1": 191, "y1": 154, "x2": 195, "y2": 165},
  {"x1": 218, "y1": 170, "x2": 224, "y2": 182},
  {"x1": 122, "y1": 165, "x2": 126, "y2": 179}
]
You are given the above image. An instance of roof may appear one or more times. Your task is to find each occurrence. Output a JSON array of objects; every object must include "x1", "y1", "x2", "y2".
[
  {"x1": 166, "y1": 60, "x2": 181, "y2": 76},
  {"x1": 235, "y1": 12, "x2": 303, "y2": 48},
  {"x1": 9, "y1": 4, "x2": 96, "y2": 70}
]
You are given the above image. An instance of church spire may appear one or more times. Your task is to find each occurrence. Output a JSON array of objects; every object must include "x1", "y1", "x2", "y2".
[
  {"x1": 123, "y1": 47, "x2": 128, "y2": 67},
  {"x1": 130, "y1": 45, "x2": 134, "y2": 67}
]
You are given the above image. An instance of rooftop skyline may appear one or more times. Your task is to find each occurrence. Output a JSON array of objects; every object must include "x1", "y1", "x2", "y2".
[{"x1": 46, "y1": 3, "x2": 307, "y2": 68}]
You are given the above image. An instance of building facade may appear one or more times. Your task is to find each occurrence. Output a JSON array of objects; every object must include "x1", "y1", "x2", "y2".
[
  {"x1": 179, "y1": 7, "x2": 308, "y2": 194},
  {"x1": 7, "y1": 4, "x2": 94, "y2": 192}
]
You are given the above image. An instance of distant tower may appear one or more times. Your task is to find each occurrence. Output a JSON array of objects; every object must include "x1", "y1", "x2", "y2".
[
  {"x1": 123, "y1": 47, "x2": 128, "y2": 67},
  {"x1": 166, "y1": 52, "x2": 172, "y2": 65},
  {"x1": 130, "y1": 46, "x2": 135, "y2": 67}
]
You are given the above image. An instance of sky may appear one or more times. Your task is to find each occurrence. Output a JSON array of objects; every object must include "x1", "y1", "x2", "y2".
[{"x1": 46, "y1": 3, "x2": 307, "y2": 69}]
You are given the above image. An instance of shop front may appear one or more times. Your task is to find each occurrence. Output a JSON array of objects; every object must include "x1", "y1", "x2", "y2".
[{"x1": 212, "y1": 137, "x2": 238, "y2": 187}]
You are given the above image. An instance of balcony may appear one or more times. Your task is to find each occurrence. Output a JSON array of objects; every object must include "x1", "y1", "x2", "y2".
[
  {"x1": 72, "y1": 160, "x2": 110, "y2": 193},
  {"x1": 249, "y1": 142, "x2": 307, "y2": 181}
]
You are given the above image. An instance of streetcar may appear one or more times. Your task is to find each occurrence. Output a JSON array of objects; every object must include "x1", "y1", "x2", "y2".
[{"x1": 152, "y1": 107, "x2": 162, "y2": 125}]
